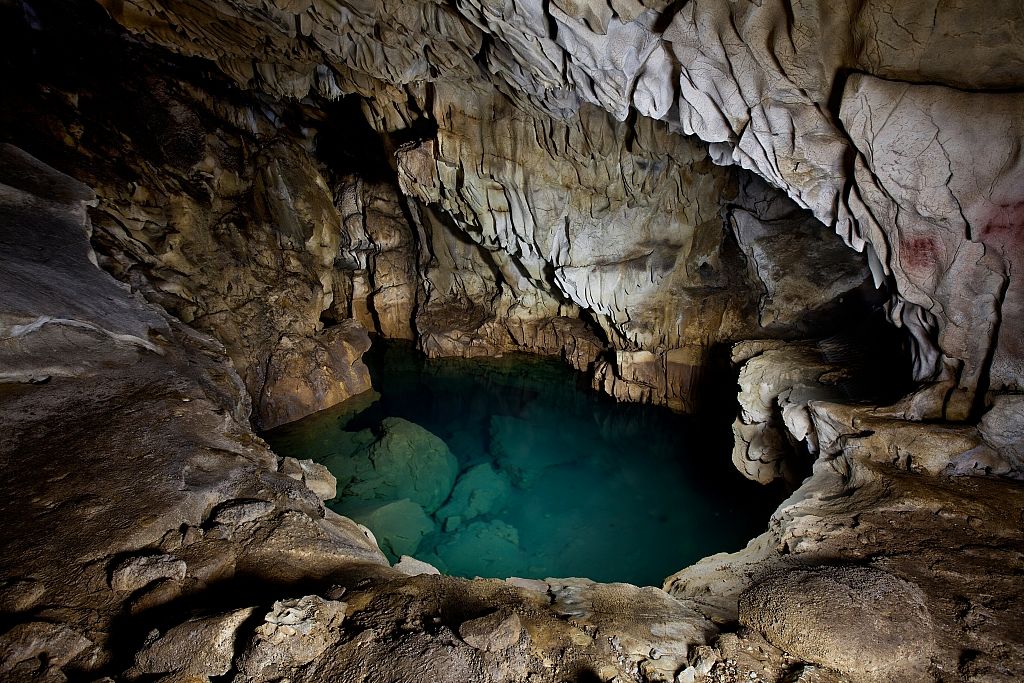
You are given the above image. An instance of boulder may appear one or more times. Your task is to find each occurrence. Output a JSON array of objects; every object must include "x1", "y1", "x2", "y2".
[
  {"x1": 342, "y1": 418, "x2": 458, "y2": 513},
  {"x1": 435, "y1": 463, "x2": 511, "y2": 529},
  {"x1": 237, "y1": 596, "x2": 346, "y2": 682},
  {"x1": 134, "y1": 608, "x2": 254, "y2": 676},
  {"x1": 739, "y1": 566, "x2": 936, "y2": 681},
  {"x1": 344, "y1": 499, "x2": 436, "y2": 559},
  {"x1": 458, "y1": 611, "x2": 525, "y2": 652}
]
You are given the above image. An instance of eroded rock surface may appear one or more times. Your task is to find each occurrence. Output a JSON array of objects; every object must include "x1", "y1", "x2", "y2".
[
  {"x1": 1, "y1": 0, "x2": 1023, "y2": 681},
  {"x1": 0, "y1": 144, "x2": 748, "y2": 683},
  {"x1": 89, "y1": 0, "x2": 1024, "y2": 418}
]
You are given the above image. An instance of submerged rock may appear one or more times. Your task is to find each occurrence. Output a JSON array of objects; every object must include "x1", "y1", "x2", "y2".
[
  {"x1": 341, "y1": 418, "x2": 459, "y2": 514},
  {"x1": 345, "y1": 499, "x2": 436, "y2": 559},
  {"x1": 436, "y1": 463, "x2": 511, "y2": 530},
  {"x1": 490, "y1": 414, "x2": 587, "y2": 485},
  {"x1": 429, "y1": 520, "x2": 525, "y2": 577}
]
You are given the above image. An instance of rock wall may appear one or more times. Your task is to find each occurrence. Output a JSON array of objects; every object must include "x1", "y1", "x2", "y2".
[
  {"x1": 92, "y1": 0, "x2": 1024, "y2": 422},
  {"x1": 1, "y1": 142, "x2": 753, "y2": 683},
  {"x1": 77, "y1": 0, "x2": 883, "y2": 416}
]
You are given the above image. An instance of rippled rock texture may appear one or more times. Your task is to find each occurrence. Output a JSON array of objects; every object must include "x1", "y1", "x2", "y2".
[
  {"x1": 1, "y1": 0, "x2": 1023, "y2": 681},
  {"x1": 92, "y1": 0, "x2": 1024, "y2": 420},
  {"x1": 74, "y1": 0, "x2": 901, "y2": 414}
]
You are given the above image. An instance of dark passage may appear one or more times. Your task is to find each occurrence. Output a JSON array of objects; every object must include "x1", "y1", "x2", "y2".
[{"x1": 267, "y1": 341, "x2": 783, "y2": 587}]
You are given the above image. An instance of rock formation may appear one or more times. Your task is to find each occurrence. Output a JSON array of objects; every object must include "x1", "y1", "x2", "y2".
[{"x1": 0, "y1": 0, "x2": 1022, "y2": 681}]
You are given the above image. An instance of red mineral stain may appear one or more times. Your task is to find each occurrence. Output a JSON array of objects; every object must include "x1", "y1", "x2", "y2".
[
  {"x1": 981, "y1": 200, "x2": 1024, "y2": 264},
  {"x1": 900, "y1": 235, "x2": 940, "y2": 275}
]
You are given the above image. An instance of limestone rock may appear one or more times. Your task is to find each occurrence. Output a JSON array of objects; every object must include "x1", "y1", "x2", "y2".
[
  {"x1": 110, "y1": 554, "x2": 187, "y2": 593},
  {"x1": 730, "y1": 182, "x2": 870, "y2": 329},
  {"x1": 134, "y1": 608, "x2": 254, "y2": 676},
  {"x1": 730, "y1": 341, "x2": 849, "y2": 484},
  {"x1": 739, "y1": 567, "x2": 936, "y2": 682},
  {"x1": 210, "y1": 500, "x2": 276, "y2": 527},
  {"x1": 237, "y1": 596, "x2": 347, "y2": 682},
  {"x1": 341, "y1": 418, "x2": 459, "y2": 513},
  {"x1": 0, "y1": 578, "x2": 46, "y2": 613},
  {"x1": 980, "y1": 394, "x2": 1024, "y2": 476},
  {"x1": 435, "y1": 463, "x2": 511, "y2": 529},
  {"x1": 429, "y1": 520, "x2": 525, "y2": 577},
  {"x1": 345, "y1": 499, "x2": 436, "y2": 559},
  {"x1": 259, "y1": 321, "x2": 372, "y2": 429},
  {"x1": 393, "y1": 555, "x2": 441, "y2": 576},
  {"x1": 458, "y1": 611, "x2": 524, "y2": 652},
  {"x1": 689, "y1": 644, "x2": 716, "y2": 676},
  {"x1": 0, "y1": 622, "x2": 91, "y2": 678},
  {"x1": 280, "y1": 457, "x2": 339, "y2": 501}
]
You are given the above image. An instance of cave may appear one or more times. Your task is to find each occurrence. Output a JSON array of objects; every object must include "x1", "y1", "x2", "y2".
[{"x1": 0, "y1": 0, "x2": 1021, "y2": 682}]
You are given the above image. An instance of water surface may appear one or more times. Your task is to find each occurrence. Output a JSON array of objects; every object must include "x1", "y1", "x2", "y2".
[{"x1": 266, "y1": 341, "x2": 781, "y2": 586}]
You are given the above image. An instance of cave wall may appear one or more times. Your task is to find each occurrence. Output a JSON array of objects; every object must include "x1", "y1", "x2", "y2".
[
  {"x1": 90, "y1": 0, "x2": 1024, "y2": 425},
  {"x1": 6, "y1": 0, "x2": 884, "y2": 425}
]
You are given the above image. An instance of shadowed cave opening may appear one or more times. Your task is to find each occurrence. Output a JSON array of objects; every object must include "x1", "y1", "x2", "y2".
[{"x1": 266, "y1": 340, "x2": 785, "y2": 587}]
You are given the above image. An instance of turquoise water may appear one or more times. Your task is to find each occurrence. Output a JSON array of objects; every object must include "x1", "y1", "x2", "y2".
[{"x1": 266, "y1": 342, "x2": 781, "y2": 587}]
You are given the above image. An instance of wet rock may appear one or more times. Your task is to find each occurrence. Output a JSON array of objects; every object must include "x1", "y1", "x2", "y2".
[
  {"x1": 236, "y1": 596, "x2": 346, "y2": 682},
  {"x1": 436, "y1": 463, "x2": 511, "y2": 529},
  {"x1": 739, "y1": 566, "x2": 935, "y2": 682},
  {"x1": 109, "y1": 554, "x2": 187, "y2": 593}
]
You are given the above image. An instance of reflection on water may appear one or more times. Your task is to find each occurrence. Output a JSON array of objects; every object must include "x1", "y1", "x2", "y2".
[{"x1": 265, "y1": 341, "x2": 781, "y2": 586}]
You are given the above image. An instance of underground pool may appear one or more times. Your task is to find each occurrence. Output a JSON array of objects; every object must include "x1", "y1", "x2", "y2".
[{"x1": 265, "y1": 341, "x2": 783, "y2": 587}]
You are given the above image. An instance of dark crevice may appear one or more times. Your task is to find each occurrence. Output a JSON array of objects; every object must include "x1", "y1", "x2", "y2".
[
  {"x1": 652, "y1": 0, "x2": 691, "y2": 33},
  {"x1": 314, "y1": 96, "x2": 398, "y2": 184}
]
